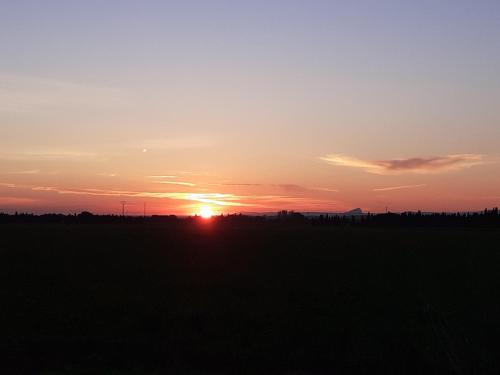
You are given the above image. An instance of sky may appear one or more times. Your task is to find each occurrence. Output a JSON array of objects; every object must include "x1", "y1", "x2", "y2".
[{"x1": 1, "y1": 0, "x2": 500, "y2": 215}]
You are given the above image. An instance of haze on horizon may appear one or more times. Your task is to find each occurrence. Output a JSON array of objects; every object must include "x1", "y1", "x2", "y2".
[{"x1": 1, "y1": 0, "x2": 499, "y2": 215}]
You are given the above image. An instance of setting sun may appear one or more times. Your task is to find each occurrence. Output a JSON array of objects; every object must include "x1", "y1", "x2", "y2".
[{"x1": 199, "y1": 206, "x2": 214, "y2": 219}]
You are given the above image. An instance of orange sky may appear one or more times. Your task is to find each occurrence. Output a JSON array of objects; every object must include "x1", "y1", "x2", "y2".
[{"x1": 0, "y1": 150, "x2": 498, "y2": 215}]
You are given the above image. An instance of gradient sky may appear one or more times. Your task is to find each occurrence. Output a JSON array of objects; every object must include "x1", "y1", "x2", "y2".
[{"x1": 1, "y1": 0, "x2": 500, "y2": 215}]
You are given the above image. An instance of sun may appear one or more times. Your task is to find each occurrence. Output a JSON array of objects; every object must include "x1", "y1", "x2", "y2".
[{"x1": 199, "y1": 206, "x2": 214, "y2": 219}]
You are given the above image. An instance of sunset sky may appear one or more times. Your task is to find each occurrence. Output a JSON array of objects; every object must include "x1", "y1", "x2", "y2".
[{"x1": 1, "y1": 0, "x2": 499, "y2": 215}]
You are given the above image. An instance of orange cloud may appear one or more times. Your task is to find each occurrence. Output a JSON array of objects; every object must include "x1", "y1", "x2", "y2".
[
  {"x1": 8, "y1": 170, "x2": 40, "y2": 175},
  {"x1": 155, "y1": 181, "x2": 196, "y2": 187},
  {"x1": 321, "y1": 154, "x2": 483, "y2": 174},
  {"x1": 17, "y1": 183, "x2": 343, "y2": 211},
  {"x1": 373, "y1": 184, "x2": 426, "y2": 192},
  {"x1": 0, "y1": 182, "x2": 17, "y2": 188},
  {"x1": 0, "y1": 150, "x2": 99, "y2": 161},
  {"x1": 213, "y1": 183, "x2": 339, "y2": 193},
  {"x1": 29, "y1": 186, "x2": 252, "y2": 207},
  {"x1": 0, "y1": 196, "x2": 38, "y2": 205}
]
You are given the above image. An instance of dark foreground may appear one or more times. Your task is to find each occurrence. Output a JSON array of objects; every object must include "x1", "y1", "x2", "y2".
[{"x1": 2, "y1": 220, "x2": 500, "y2": 374}]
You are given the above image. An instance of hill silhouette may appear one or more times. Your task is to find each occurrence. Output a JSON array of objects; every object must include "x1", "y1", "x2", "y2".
[{"x1": 1, "y1": 207, "x2": 499, "y2": 227}]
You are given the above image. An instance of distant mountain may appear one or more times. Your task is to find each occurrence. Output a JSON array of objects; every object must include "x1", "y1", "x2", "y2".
[{"x1": 342, "y1": 208, "x2": 363, "y2": 216}]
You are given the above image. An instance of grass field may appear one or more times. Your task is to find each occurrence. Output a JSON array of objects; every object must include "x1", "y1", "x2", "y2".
[{"x1": 2, "y1": 220, "x2": 500, "y2": 374}]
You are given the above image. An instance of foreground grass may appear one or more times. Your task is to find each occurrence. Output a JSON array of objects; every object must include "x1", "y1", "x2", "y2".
[{"x1": 1, "y1": 221, "x2": 500, "y2": 374}]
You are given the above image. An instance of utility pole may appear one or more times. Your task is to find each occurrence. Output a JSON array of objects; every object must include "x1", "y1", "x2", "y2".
[
  {"x1": 143, "y1": 202, "x2": 146, "y2": 218},
  {"x1": 121, "y1": 201, "x2": 127, "y2": 217}
]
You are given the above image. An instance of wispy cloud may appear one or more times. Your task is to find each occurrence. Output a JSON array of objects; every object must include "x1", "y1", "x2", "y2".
[
  {"x1": 23, "y1": 184, "x2": 340, "y2": 209},
  {"x1": 7, "y1": 169, "x2": 40, "y2": 175},
  {"x1": 155, "y1": 181, "x2": 196, "y2": 187},
  {"x1": 148, "y1": 175, "x2": 195, "y2": 187},
  {"x1": 139, "y1": 137, "x2": 214, "y2": 151},
  {"x1": 0, "y1": 150, "x2": 99, "y2": 161},
  {"x1": 373, "y1": 184, "x2": 426, "y2": 192},
  {"x1": 0, "y1": 73, "x2": 124, "y2": 113},
  {"x1": 0, "y1": 196, "x2": 38, "y2": 205},
  {"x1": 274, "y1": 184, "x2": 339, "y2": 193},
  {"x1": 313, "y1": 187, "x2": 340, "y2": 193},
  {"x1": 213, "y1": 183, "x2": 338, "y2": 193},
  {"x1": 217, "y1": 183, "x2": 263, "y2": 187},
  {"x1": 29, "y1": 185, "x2": 252, "y2": 207},
  {"x1": 321, "y1": 154, "x2": 483, "y2": 174},
  {"x1": 0, "y1": 182, "x2": 17, "y2": 188}
]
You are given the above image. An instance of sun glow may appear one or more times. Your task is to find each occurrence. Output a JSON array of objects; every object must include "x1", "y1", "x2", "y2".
[{"x1": 199, "y1": 206, "x2": 214, "y2": 219}]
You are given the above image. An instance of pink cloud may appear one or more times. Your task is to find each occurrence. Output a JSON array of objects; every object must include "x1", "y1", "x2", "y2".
[
  {"x1": 373, "y1": 184, "x2": 426, "y2": 192},
  {"x1": 322, "y1": 154, "x2": 483, "y2": 174}
]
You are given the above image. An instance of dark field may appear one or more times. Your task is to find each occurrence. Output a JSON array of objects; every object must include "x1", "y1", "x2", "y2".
[{"x1": 2, "y1": 220, "x2": 500, "y2": 374}]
